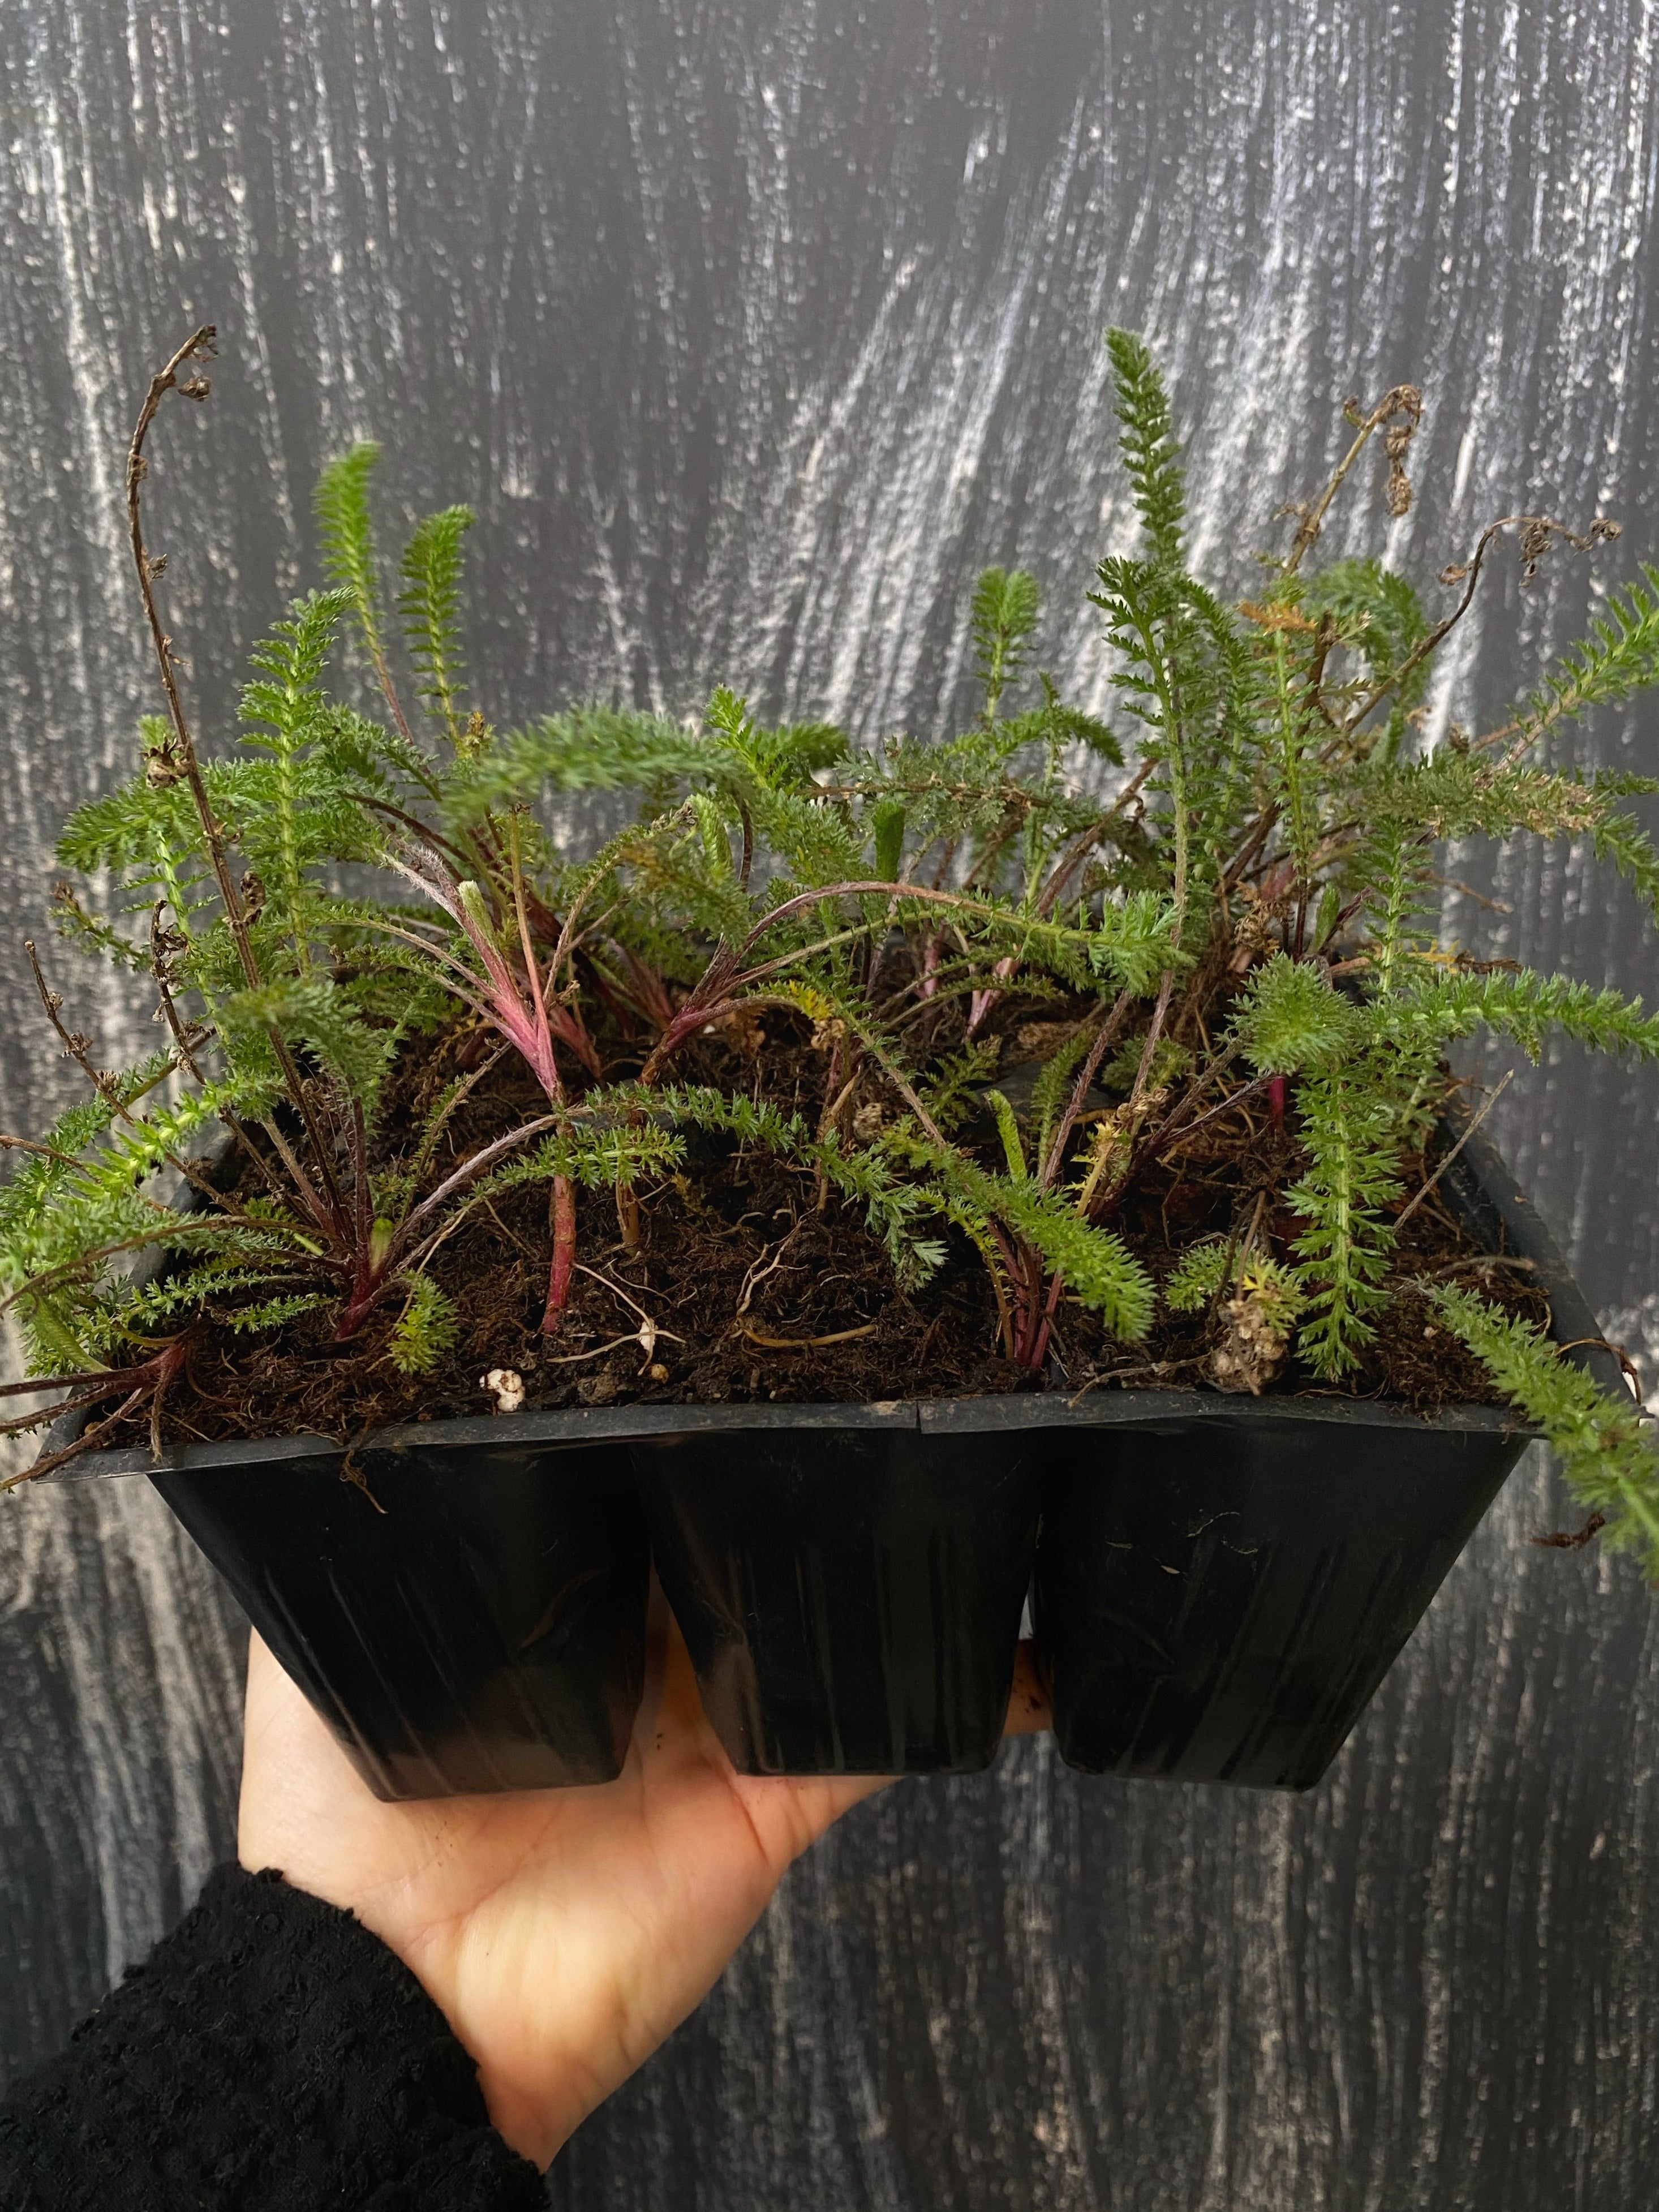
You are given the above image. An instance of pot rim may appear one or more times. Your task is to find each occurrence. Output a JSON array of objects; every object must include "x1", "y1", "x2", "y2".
[{"x1": 34, "y1": 1382, "x2": 1540, "y2": 1485}]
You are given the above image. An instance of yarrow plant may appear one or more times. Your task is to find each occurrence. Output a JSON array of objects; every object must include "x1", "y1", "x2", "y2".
[{"x1": 2, "y1": 323, "x2": 1657, "y2": 1579}]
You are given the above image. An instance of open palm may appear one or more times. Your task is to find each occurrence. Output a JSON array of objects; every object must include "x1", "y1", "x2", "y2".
[{"x1": 240, "y1": 1605, "x2": 1050, "y2": 2169}]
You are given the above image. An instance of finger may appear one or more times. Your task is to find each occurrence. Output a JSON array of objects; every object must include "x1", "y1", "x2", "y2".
[
  {"x1": 240, "y1": 1629, "x2": 333, "y2": 1774},
  {"x1": 239, "y1": 1630, "x2": 380, "y2": 1871}
]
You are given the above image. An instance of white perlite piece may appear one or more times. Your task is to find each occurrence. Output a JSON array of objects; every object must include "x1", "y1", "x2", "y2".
[{"x1": 480, "y1": 1368, "x2": 525, "y2": 1413}]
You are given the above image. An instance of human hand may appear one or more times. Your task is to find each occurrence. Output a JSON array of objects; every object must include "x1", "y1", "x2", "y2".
[{"x1": 239, "y1": 1599, "x2": 1051, "y2": 2170}]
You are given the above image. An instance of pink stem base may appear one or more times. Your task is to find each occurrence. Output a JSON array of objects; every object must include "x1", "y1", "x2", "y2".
[{"x1": 541, "y1": 1175, "x2": 577, "y2": 1334}]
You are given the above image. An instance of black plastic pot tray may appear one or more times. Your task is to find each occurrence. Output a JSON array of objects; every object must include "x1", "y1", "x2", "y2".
[{"x1": 37, "y1": 1122, "x2": 1621, "y2": 1796}]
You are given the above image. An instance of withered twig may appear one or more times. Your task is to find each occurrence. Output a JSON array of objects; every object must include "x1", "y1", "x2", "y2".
[
  {"x1": 1282, "y1": 385, "x2": 1422, "y2": 575},
  {"x1": 127, "y1": 325, "x2": 351, "y2": 1234},
  {"x1": 1394, "y1": 1070, "x2": 1513, "y2": 1232},
  {"x1": 739, "y1": 1320, "x2": 879, "y2": 1350}
]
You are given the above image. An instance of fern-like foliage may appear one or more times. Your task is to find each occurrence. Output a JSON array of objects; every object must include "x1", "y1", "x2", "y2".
[
  {"x1": 1435, "y1": 1286, "x2": 1659, "y2": 1578},
  {"x1": 1284, "y1": 1062, "x2": 1403, "y2": 1376},
  {"x1": 315, "y1": 443, "x2": 389, "y2": 672},
  {"x1": 882, "y1": 1121, "x2": 1157, "y2": 1343},
  {"x1": 1398, "y1": 968, "x2": 1659, "y2": 1062},
  {"x1": 1520, "y1": 563, "x2": 1659, "y2": 751},
  {"x1": 972, "y1": 568, "x2": 1041, "y2": 718},
  {"x1": 0, "y1": 1055, "x2": 296, "y2": 1373},
  {"x1": 387, "y1": 1274, "x2": 459, "y2": 1375},
  {"x1": 1104, "y1": 328, "x2": 1186, "y2": 566},
  {"x1": 398, "y1": 506, "x2": 475, "y2": 745},
  {"x1": 1303, "y1": 557, "x2": 1431, "y2": 759},
  {"x1": 216, "y1": 976, "x2": 399, "y2": 1115},
  {"x1": 236, "y1": 589, "x2": 366, "y2": 962},
  {"x1": 1090, "y1": 557, "x2": 1258, "y2": 943},
  {"x1": 1233, "y1": 952, "x2": 1357, "y2": 1073},
  {"x1": 1164, "y1": 1238, "x2": 1305, "y2": 1324}
]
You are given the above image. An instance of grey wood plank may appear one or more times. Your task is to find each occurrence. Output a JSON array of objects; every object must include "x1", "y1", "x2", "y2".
[{"x1": 1, "y1": 5, "x2": 1657, "y2": 2205}]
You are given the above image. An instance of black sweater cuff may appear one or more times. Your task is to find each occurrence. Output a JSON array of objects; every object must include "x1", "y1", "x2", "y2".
[{"x1": 0, "y1": 1862, "x2": 544, "y2": 2210}]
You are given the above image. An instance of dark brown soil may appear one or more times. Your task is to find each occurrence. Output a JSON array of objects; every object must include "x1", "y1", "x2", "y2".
[{"x1": 98, "y1": 1006, "x2": 1547, "y2": 1450}]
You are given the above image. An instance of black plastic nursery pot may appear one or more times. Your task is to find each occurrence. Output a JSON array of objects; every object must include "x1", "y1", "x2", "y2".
[
  {"x1": 628, "y1": 1404, "x2": 1041, "y2": 1775},
  {"x1": 1016, "y1": 1122, "x2": 1630, "y2": 1792},
  {"x1": 36, "y1": 1123, "x2": 1621, "y2": 1798},
  {"x1": 1024, "y1": 1394, "x2": 1527, "y2": 1789},
  {"x1": 42, "y1": 1409, "x2": 654, "y2": 1801}
]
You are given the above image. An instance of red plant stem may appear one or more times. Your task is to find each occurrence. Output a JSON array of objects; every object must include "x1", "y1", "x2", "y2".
[
  {"x1": 402, "y1": 1114, "x2": 560, "y2": 1240},
  {"x1": 644, "y1": 877, "x2": 1058, "y2": 1080},
  {"x1": 6, "y1": 1337, "x2": 192, "y2": 1489},
  {"x1": 330, "y1": 1102, "x2": 393, "y2": 1342},
  {"x1": 542, "y1": 1175, "x2": 577, "y2": 1333},
  {"x1": 1012, "y1": 1243, "x2": 1050, "y2": 1368},
  {"x1": 545, "y1": 999, "x2": 601, "y2": 1079},
  {"x1": 414, "y1": 839, "x2": 588, "y2": 1327},
  {"x1": 1023, "y1": 1266, "x2": 1068, "y2": 1373},
  {"x1": 981, "y1": 1220, "x2": 1021, "y2": 1360},
  {"x1": 477, "y1": 946, "x2": 591, "y2": 1318},
  {"x1": 1269, "y1": 1074, "x2": 1286, "y2": 1127},
  {"x1": 620, "y1": 948, "x2": 678, "y2": 1030},
  {"x1": 333, "y1": 1280, "x2": 381, "y2": 1342}
]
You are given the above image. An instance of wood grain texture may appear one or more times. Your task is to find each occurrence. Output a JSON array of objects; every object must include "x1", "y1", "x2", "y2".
[{"x1": 2, "y1": 4, "x2": 1658, "y2": 2204}]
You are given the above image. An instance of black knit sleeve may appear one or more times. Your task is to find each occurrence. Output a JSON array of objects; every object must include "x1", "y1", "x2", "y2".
[{"x1": 0, "y1": 1862, "x2": 545, "y2": 2211}]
